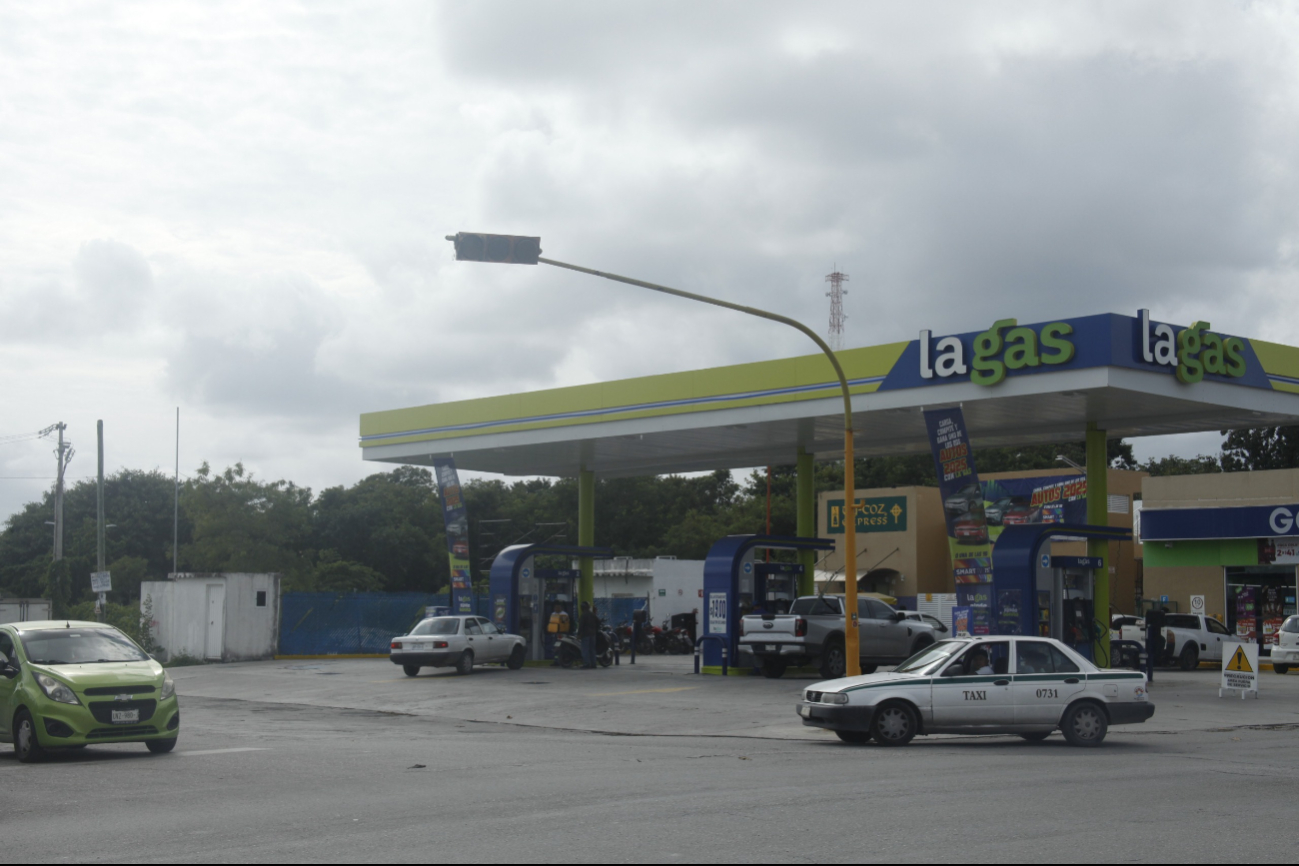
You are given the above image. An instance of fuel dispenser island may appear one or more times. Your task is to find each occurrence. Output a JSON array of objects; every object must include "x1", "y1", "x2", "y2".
[
  {"x1": 487, "y1": 543, "x2": 614, "y2": 662},
  {"x1": 700, "y1": 535, "x2": 834, "y2": 675},
  {"x1": 991, "y1": 524, "x2": 1131, "y2": 665},
  {"x1": 1035, "y1": 552, "x2": 1105, "y2": 662}
]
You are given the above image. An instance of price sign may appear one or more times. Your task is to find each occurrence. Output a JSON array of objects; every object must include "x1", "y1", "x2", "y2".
[
  {"x1": 90, "y1": 571, "x2": 112, "y2": 593},
  {"x1": 708, "y1": 592, "x2": 728, "y2": 635}
]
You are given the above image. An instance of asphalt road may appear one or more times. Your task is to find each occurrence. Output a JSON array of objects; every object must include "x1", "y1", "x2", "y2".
[{"x1": 6, "y1": 660, "x2": 1298, "y2": 863}]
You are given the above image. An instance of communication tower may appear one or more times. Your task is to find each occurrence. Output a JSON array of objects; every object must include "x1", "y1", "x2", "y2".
[{"x1": 825, "y1": 266, "x2": 848, "y2": 351}]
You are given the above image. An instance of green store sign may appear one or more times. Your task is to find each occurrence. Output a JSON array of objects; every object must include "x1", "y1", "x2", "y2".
[{"x1": 827, "y1": 496, "x2": 908, "y2": 534}]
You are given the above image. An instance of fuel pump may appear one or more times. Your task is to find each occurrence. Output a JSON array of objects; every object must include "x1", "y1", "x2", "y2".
[{"x1": 754, "y1": 562, "x2": 801, "y2": 614}]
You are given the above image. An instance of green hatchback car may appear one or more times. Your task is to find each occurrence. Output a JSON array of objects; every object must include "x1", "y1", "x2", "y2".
[{"x1": 0, "y1": 620, "x2": 179, "y2": 762}]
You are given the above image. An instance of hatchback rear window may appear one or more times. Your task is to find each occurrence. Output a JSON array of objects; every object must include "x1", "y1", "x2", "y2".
[
  {"x1": 1283, "y1": 617, "x2": 1299, "y2": 634},
  {"x1": 411, "y1": 618, "x2": 460, "y2": 636}
]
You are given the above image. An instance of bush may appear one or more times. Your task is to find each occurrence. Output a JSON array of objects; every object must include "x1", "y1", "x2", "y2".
[{"x1": 66, "y1": 597, "x2": 160, "y2": 655}]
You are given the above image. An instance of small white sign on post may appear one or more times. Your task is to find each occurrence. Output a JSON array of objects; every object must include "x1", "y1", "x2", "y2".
[
  {"x1": 1220, "y1": 641, "x2": 1259, "y2": 699},
  {"x1": 90, "y1": 571, "x2": 112, "y2": 593},
  {"x1": 1190, "y1": 595, "x2": 1206, "y2": 615}
]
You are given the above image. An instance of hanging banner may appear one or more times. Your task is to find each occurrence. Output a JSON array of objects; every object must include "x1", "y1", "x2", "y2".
[
  {"x1": 924, "y1": 408, "x2": 993, "y2": 583},
  {"x1": 432, "y1": 458, "x2": 474, "y2": 615}
]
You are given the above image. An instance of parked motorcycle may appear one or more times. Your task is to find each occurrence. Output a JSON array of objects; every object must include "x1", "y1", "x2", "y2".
[{"x1": 555, "y1": 627, "x2": 614, "y2": 668}]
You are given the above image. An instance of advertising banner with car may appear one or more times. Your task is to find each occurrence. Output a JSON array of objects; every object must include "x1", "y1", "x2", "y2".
[
  {"x1": 923, "y1": 408, "x2": 992, "y2": 584},
  {"x1": 981, "y1": 474, "x2": 1088, "y2": 541},
  {"x1": 433, "y1": 458, "x2": 474, "y2": 615}
]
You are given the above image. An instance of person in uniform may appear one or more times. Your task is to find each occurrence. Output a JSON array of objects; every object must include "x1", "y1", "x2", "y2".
[{"x1": 547, "y1": 602, "x2": 571, "y2": 667}]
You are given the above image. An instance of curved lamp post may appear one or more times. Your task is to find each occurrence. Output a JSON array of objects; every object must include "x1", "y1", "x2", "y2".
[{"x1": 446, "y1": 232, "x2": 863, "y2": 677}]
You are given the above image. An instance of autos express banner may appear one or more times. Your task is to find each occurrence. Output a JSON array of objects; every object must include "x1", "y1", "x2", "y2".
[
  {"x1": 433, "y1": 458, "x2": 474, "y2": 614},
  {"x1": 923, "y1": 408, "x2": 993, "y2": 584},
  {"x1": 981, "y1": 474, "x2": 1088, "y2": 543}
]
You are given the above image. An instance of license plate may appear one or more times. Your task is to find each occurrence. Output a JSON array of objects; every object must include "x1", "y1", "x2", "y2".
[
  {"x1": 111, "y1": 709, "x2": 139, "y2": 724},
  {"x1": 412, "y1": 643, "x2": 429, "y2": 652},
  {"x1": 766, "y1": 644, "x2": 778, "y2": 652}
]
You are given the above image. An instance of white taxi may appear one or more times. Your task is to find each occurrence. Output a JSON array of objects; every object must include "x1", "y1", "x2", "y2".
[
  {"x1": 389, "y1": 616, "x2": 526, "y2": 676},
  {"x1": 797, "y1": 636, "x2": 1153, "y2": 747}
]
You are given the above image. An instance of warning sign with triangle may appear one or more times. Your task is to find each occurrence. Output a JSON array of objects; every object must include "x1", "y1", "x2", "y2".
[{"x1": 1226, "y1": 645, "x2": 1253, "y2": 673}]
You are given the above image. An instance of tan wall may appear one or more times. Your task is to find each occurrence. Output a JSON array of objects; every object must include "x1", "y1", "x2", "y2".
[
  {"x1": 914, "y1": 487, "x2": 952, "y2": 595},
  {"x1": 1143, "y1": 467, "x2": 1299, "y2": 510},
  {"x1": 1142, "y1": 566, "x2": 1228, "y2": 619}
]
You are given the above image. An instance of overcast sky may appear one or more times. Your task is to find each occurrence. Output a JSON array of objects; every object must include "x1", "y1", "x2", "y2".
[{"x1": 2, "y1": 1, "x2": 1297, "y2": 521}]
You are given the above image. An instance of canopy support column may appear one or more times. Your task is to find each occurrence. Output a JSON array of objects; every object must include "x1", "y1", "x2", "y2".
[
  {"x1": 1086, "y1": 422, "x2": 1111, "y2": 665},
  {"x1": 578, "y1": 467, "x2": 595, "y2": 606},
  {"x1": 796, "y1": 448, "x2": 816, "y2": 596}
]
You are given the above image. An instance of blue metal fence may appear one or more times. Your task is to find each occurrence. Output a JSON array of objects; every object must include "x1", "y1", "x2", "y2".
[{"x1": 278, "y1": 592, "x2": 647, "y2": 655}]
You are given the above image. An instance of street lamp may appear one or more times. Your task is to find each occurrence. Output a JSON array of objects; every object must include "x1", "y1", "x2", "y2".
[{"x1": 447, "y1": 232, "x2": 864, "y2": 677}]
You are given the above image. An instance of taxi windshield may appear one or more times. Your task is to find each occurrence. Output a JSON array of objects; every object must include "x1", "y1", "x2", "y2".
[
  {"x1": 20, "y1": 628, "x2": 148, "y2": 665},
  {"x1": 894, "y1": 640, "x2": 966, "y2": 673},
  {"x1": 410, "y1": 618, "x2": 460, "y2": 636}
]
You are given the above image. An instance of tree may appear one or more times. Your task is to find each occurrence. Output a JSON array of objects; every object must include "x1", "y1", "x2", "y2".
[
  {"x1": 1221, "y1": 426, "x2": 1299, "y2": 472},
  {"x1": 1142, "y1": 454, "x2": 1221, "y2": 477},
  {"x1": 181, "y1": 463, "x2": 312, "y2": 580}
]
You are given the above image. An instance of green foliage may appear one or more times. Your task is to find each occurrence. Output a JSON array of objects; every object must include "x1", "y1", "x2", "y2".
[
  {"x1": 1221, "y1": 426, "x2": 1299, "y2": 472},
  {"x1": 1142, "y1": 454, "x2": 1222, "y2": 476},
  {"x1": 163, "y1": 653, "x2": 206, "y2": 668},
  {"x1": 301, "y1": 550, "x2": 387, "y2": 593},
  {"x1": 65, "y1": 598, "x2": 158, "y2": 654}
]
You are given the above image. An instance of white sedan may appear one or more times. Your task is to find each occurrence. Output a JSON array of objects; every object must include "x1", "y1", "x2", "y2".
[
  {"x1": 797, "y1": 636, "x2": 1153, "y2": 747},
  {"x1": 389, "y1": 616, "x2": 526, "y2": 676}
]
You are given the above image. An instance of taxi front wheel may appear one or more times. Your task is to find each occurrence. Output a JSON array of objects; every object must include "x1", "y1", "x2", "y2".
[
  {"x1": 871, "y1": 702, "x2": 918, "y2": 747},
  {"x1": 1061, "y1": 702, "x2": 1108, "y2": 747}
]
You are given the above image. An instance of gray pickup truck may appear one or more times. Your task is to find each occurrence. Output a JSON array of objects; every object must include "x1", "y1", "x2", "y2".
[{"x1": 739, "y1": 594, "x2": 940, "y2": 679}]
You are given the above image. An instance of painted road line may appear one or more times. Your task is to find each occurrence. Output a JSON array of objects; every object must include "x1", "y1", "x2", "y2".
[
  {"x1": 179, "y1": 748, "x2": 269, "y2": 757},
  {"x1": 590, "y1": 687, "x2": 700, "y2": 696}
]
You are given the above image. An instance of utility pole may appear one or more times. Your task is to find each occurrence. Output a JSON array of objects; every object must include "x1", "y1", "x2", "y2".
[
  {"x1": 52, "y1": 422, "x2": 69, "y2": 561},
  {"x1": 97, "y1": 420, "x2": 106, "y2": 622},
  {"x1": 173, "y1": 408, "x2": 179, "y2": 578}
]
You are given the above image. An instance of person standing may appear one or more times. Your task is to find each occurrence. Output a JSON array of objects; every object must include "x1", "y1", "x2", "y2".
[
  {"x1": 1145, "y1": 606, "x2": 1167, "y2": 683},
  {"x1": 578, "y1": 602, "x2": 600, "y2": 669}
]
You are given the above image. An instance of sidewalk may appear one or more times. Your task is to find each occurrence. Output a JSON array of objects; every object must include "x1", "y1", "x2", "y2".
[{"x1": 168, "y1": 654, "x2": 1299, "y2": 741}]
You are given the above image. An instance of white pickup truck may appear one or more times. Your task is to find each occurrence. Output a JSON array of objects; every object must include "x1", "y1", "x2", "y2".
[{"x1": 1159, "y1": 613, "x2": 1236, "y2": 670}]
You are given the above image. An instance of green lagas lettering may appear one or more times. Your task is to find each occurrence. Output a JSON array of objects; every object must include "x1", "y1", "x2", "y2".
[
  {"x1": 1003, "y1": 327, "x2": 1039, "y2": 370},
  {"x1": 1224, "y1": 337, "x2": 1246, "y2": 378},
  {"x1": 1176, "y1": 321, "x2": 1208, "y2": 384},
  {"x1": 1200, "y1": 331, "x2": 1225, "y2": 376},
  {"x1": 972, "y1": 319, "x2": 1016, "y2": 386},
  {"x1": 1039, "y1": 322, "x2": 1075, "y2": 365}
]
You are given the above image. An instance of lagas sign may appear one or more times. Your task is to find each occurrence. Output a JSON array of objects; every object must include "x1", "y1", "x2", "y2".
[
  {"x1": 1138, "y1": 309, "x2": 1246, "y2": 384},
  {"x1": 920, "y1": 319, "x2": 1075, "y2": 386}
]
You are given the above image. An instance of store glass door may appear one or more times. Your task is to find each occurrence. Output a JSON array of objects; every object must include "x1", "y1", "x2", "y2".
[{"x1": 1225, "y1": 566, "x2": 1298, "y2": 656}]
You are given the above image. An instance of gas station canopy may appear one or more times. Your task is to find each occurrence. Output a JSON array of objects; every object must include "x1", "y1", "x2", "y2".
[{"x1": 360, "y1": 312, "x2": 1299, "y2": 477}]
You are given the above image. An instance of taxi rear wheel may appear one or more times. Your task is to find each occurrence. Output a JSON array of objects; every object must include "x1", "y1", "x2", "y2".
[
  {"x1": 871, "y1": 701, "x2": 918, "y2": 747},
  {"x1": 1061, "y1": 702, "x2": 1108, "y2": 747},
  {"x1": 402, "y1": 664, "x2": 421, "y2": 677},
  {"x1": 1020, "y1": 732, "x2": 1051, "y2": 743},
  {"x1": 14, "y1": 710, "x2": 47, "y2": 764},
  {"x1": 835, "y1": 729, "x2": 871, "y2": 745},
  {"x1": 455, "y1": 650, "x2": 474, "y2": 676}
]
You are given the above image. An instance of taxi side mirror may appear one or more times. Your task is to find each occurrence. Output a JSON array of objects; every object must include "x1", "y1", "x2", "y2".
[{"x1": 942, "y1": 663, "x2": 964, "y2": 678}]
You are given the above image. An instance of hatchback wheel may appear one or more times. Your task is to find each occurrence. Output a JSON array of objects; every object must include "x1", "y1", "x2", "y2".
[
  {"x1": 455, "y1": 650, "x2": 474, "y2": 675},
  {"x1": 1061, "y1": 702, "x2": 1108, "y2": 747},
  {"x1": 871, "y1": 702, "x2": 918, "y2": 747},
  {"x1": 14, "y1": 710, "x2": 47, "y2": 764},
  {"x1": 146, "y1": 738, "x2": 177, "y2": 754}
]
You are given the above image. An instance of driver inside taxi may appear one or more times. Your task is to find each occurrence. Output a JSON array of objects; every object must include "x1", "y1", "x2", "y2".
[{"x1": 966, "y1": 648, "x2": 993, "y2": 675}]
